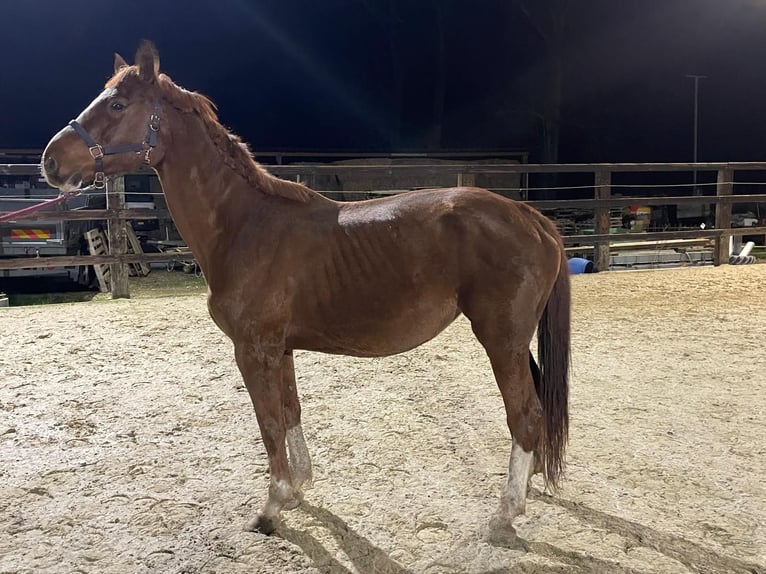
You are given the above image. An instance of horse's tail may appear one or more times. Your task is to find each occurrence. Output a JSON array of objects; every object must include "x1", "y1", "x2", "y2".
[{"x1": 535, "y1": 245, "x2": 571, "y2": 490}]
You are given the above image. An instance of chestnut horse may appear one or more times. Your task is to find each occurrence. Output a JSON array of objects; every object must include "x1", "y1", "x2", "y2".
[{"x1": 42, "y1": 41, "x2": 570, "y2": 545}]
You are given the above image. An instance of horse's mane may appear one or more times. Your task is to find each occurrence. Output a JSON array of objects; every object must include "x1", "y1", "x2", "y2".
[{"x1": 106, "y1": 68, "x2": 314, "y2": 203}]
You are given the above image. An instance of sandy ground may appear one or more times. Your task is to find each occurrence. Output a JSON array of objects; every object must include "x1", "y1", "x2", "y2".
[{"x1": 1, "y1": 264, "x2": 764, "y2": 574}]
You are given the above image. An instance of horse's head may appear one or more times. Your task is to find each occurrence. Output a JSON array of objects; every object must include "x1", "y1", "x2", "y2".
[{"x1": 42, "y1": 41, "x2": 166, "y2": 191}]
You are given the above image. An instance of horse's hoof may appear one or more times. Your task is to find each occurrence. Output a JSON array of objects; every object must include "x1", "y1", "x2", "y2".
[
  {"x1": 245, "y1": 513, "x2": 280, "y2": 535},
  {"x1": 283, "y1": 490, "x2": 304, "y2": 511},
  {"x1": 300, "y1": 475, "x2": 314, "y2": 490},
  {"x1": 487, "y1": 518, "x2": 527, "y2": 550}
]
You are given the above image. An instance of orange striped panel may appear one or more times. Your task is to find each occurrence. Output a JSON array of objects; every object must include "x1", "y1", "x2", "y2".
[{"x1": 10, "y1": 229, "x2": 52, "y2": 240}]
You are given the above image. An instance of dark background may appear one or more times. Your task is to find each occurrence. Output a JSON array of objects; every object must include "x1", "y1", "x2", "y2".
[{"x1": 2, "y1": 0, "x2": 765, "y2": 163}]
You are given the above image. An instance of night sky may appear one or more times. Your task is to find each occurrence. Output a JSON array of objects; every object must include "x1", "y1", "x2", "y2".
[{"x1": 3, "y1": 0, "x2": 766, "y2": 163}]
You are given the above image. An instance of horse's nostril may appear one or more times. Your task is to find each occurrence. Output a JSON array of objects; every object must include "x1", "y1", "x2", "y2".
[{"x1": 44, "y1": 156, "x2": 58, "y2": 175}]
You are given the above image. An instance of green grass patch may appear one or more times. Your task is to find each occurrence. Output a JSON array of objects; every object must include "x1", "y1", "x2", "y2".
[
  {"x1": 93, "y1": 269, "x2": 207, "y2": 301},
  {"x1": 4, "y1": 269, "x2": 207, "y2": 307},
  {"x1": 8, "y1": 291, "x2": 98, "y2": 306}
]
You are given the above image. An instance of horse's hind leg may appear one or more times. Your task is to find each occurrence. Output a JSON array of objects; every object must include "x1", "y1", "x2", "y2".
[
  {"x1": 281, "y1": 351, "x2": 313, "y2": 509},
  {"x1": 467, "y1": 308, "x2": 543, "y2": 547},
  {"x1": 487, "y1": 349, "x2": 542, "y2": 546}
]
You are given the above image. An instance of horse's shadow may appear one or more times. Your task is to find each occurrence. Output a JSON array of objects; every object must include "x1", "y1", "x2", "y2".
[
  {"x1": 277, "y1": 501, "x2": 622, "y2": 574},
  {"x1": 277, "y1": 502, "x2": 413, "y2": 574},
  {"x1": 526, "y1": 487, "x2": 764, "y2": 574},
  {"x1": 278, "y1": 495, "x2": 764, "y2": 574}
]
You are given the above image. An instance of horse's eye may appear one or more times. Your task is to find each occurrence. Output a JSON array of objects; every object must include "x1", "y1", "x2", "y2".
[{"x1": 111, "y1": 102, "x2": 126, "y2": 112}]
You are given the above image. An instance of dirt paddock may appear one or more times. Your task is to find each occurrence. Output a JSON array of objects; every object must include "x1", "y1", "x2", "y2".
[{"x1": 1, "y1": 265, "x2": 764, "y2": 574}]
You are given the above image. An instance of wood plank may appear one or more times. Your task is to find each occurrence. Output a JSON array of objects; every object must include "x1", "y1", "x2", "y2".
[
  {"x1": 1, "y1": 196, "x2": 764, "y2": 222},
  {"x1": 0, "y1": 251, "x2": 197, "y2": 271},
  {"x1": 125, "y1": 224, "x2": 151, "y2": 277},
  {"x1": 527, "y1": 194, "x2": 766, "y2": 210},
  {"x1": 268, "y1": 161, "x2": 766, "y2": 177},
  {"x1": 565, "y1": 238, "x2": 713, "y2": 253},
  {"x1": 6, "y1": 160, "x2": 766, "y2": 177},
  {"x1": 564, "y1": 226, "x2": 766, "y2": 245}
]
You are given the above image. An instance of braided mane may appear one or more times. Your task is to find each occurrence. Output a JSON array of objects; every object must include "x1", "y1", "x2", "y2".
[{"x1": 106, "y1": 67, "x2": 315, "y2": 203}]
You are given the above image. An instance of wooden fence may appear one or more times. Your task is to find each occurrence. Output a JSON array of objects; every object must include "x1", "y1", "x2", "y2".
[{"x1": 2, "y1": 161, "x2": 766, "y2": 298}]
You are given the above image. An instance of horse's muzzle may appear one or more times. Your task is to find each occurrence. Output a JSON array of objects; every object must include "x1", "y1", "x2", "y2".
[
  {"x1": 43, "y1": 155, "x2": 57, "y2": 176},
  {"x1": 41, "y1": 154, "x2": 83, "y2": 192},
  {"x1": 41, "y1": 153, "x2": 61, "y2": 185}
]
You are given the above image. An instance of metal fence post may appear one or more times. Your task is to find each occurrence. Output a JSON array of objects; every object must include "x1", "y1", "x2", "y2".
[{"x1": 106, "y1": 176, "x2": 130, "y2": 298}]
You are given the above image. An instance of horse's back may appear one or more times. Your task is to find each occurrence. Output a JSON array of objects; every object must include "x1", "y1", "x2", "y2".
[{"x1": 338, "y1": 186, "x2": 563, "y2": 274}]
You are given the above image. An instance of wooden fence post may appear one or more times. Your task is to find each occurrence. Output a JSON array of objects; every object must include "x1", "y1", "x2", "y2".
[
  {"x1": 457, "y1": 173, "x2": 475, "y2": 187},
  {"x1": 713, "y1": 167, "x2": 733, "y2": 266},
  {"x1": 594, "y1": 169, "x2": 612, "y2": 271},
  {"x1": 297, "y1": 173, "x2": 316, "y2": 189},
  {"x1": 106, "y1": 176, "x2": 130, "y2": 298}
]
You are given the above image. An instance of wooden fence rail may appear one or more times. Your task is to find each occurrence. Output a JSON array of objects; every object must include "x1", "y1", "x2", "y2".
[
  {"x1": 2, "y1": 161, "x2": 766, "y2": 298},
  {"x1": 4, "y1": 194, "x2": 764, "y2": 223},
  {"x1": 0, "y1": 251, "x2": 195, "y2": 271}
]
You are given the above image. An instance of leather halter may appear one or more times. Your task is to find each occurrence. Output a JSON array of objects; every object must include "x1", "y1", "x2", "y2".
[{"x1": 68, "y1": 102, "x2": 161, "y2": 189}]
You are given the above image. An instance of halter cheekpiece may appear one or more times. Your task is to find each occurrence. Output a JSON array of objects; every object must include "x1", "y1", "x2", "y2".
[{"x1": 68, "y1": 101, "x2": 161, "y2": 189}]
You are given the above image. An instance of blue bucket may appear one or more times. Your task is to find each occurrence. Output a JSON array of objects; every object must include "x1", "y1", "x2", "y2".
[{"x1": 568, "y1": 257, "x2": 595, "y2": 274}]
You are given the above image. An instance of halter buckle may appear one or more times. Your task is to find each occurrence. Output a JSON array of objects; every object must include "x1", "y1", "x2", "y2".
[
  {"x1": 89, "y1": 144, "x2": 104, "y2": 160},
  {"x1": 93, "y1": 172, "x2": 106, "y2": 189}
]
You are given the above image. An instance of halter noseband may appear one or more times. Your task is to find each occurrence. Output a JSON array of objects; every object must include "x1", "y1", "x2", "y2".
[{"x1": 68, "y1": 101, "x2": 161, "y2": 189}]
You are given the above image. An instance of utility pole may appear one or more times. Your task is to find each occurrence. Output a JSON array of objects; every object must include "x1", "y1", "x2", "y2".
[{"x1": 686, "y1": 74, "x2": 706, "y2": 195}]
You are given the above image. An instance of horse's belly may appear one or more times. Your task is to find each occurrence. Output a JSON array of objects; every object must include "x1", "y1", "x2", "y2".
[{"x1": 290, "y1": 298, "x2": 460, "y2": 357}]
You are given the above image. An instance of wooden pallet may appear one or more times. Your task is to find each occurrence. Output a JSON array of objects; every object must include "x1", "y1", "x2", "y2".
[
  {"x1": 84, "y1": 228, "x2": 110, "y2": 293},
  {"x1": 84, "y1": 223, "x2": 150, "y2": 293},
  {"x1": 126, "y1": 225, "x2": 151, "y2": 277}
]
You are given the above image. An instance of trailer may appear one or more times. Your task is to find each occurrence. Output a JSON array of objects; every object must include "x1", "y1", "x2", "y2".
[
  {"x1": 0, "y1": 190, "x2": 96, "y2": 282},
  {"x1": 0, "y1": 164, "x2": 170, "y2": 285}
]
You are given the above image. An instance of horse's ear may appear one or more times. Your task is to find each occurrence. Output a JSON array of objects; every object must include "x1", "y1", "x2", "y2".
[
  {"x1": 135, "y1": 40, "x2": 160, "y2": 83},
  {"x1": 114, "y1": 53, "x2": 128, "y2": 74}
]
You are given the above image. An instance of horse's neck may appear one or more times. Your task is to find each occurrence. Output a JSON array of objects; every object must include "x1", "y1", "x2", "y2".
[{"x1": 152, "y1": 114, "x2": 258, "y2": 274}]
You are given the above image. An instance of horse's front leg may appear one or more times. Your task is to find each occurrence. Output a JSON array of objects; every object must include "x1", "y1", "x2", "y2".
[
  {"x1": 281, "y1": 351, "x2": 313, "y2": 509},
  {"x1": 235, "y1": 340, "x2": 295, "y2": 535}
]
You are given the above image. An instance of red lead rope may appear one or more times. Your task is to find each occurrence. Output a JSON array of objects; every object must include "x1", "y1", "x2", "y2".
[{"x1": 0, "y1": 192, "x2": 83, "y2": 223}]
